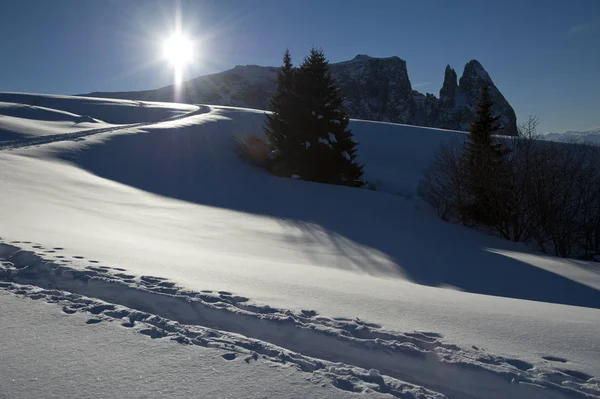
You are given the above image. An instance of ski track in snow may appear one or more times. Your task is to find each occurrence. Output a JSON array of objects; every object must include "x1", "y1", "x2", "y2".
[
  {"x1": 0, "y1": 105, "x2": 209, "y2": 150},
  {"x1": 1, "y1": 241, "x2": 598, "y2": 399}
]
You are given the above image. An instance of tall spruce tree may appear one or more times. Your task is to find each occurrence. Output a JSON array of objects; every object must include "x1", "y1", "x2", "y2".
[
  {"x1": 264, "y1": 49, "x2": 301, "y2": 172},
  {"x1": 293, "y1": 48, "x2": 363, "y2": 186},
  {"x1": 462, "y1": 85, "x2": 512, "y2": 226}
]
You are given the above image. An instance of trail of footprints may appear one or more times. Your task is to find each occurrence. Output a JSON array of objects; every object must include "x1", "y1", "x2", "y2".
[
  {"x1": 0, "y1": 238, "x2": 597, "y2": 398},
  {"x1": 1, "y1": 239, "x2": 592, "y2": 373},
  {"x1": 8, "y1": 241, "x2": 113, "y2": 270}
]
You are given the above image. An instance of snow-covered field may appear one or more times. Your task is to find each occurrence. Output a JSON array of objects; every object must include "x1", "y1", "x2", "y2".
[{"x1": 0, "y1": 93, "x2": 599, "y2": 399}]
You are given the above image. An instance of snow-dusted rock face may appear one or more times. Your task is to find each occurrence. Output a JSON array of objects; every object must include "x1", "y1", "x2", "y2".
[
  {"x1": 452, "y1": 60, "x2": 517, "y2": 136},
  {"x1": 418, "y1": 61, "x2": 517, "y2": 135},
  {"x1": 329, "y1": 55, "x2": 415, "y2": 124},
  {"x1": 439, "y1": 65, "x2": 458, "y2": 107},
  {"x1": 86, "y1": 55, "x2": 518, "y2": 135}
]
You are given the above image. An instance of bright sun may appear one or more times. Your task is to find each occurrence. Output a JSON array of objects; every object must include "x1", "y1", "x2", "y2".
[{"x1": 162, "y1": 33, "x2": 194, "y2": 68}]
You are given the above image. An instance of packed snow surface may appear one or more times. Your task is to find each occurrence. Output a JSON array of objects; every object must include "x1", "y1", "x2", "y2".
[
  {"x1": 1, "y1": 291, "x2": 395, "y2": 399},
  {"x1": 0, "y1": 93, "x2": 599, "y2": 399}
]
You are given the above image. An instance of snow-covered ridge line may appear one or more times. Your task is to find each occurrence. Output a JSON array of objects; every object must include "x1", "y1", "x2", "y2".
[
  {"x1": 0, "y1": 243, "x2": 596, "y2": 399},
  {"x1": 0, "y1": 105, "x2": 208, "y2": 150}
]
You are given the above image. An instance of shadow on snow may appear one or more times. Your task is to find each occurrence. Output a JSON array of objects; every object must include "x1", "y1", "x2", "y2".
[{"x1": 71, "y1": 110, "x2": 600, "y2": 310}]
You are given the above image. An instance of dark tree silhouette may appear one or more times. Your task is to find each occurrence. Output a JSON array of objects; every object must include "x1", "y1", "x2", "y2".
[
  {"x1": 462, "y1": 85, "x2": 512, "y2": 229},
  {"x1": 264, "y1": 49, "x2": 301, "y2": 169},
  {"x1": 292, "y1": 48, "x2": 363, "y2": 186}
]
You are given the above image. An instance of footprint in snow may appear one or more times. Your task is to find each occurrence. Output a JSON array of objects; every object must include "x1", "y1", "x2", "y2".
[
  {"x1": 88, "y1": 304, "x2": 115, "y2": 315},
  {"x1": 139, "y1": 328, "x2": 163, "y2": 339},
  {"x1": 300, "y1": 309, "x2": 317, "y2": 317},
  {"x1": 85, "y1": 318, "x2": 102, "y2": 325},
  {"x1": 115, "y1": 273, "x2": 135, "y2": 279},
  {"x1": 543, "y1": 355, "x2": 567, "y2": 363},
  {"x1": 221, "y1": 353, "x2": 237, "y2": 361},
  {"x1": 141, "y1": 275, "x2": 166, "y2": 283},
  {"x1": 121, "y1": 320, "x2": 135, "y2": 328},
  {"x1": 560, "y1": 369, "x2": 592, "y2": 381},
  {"x1": 504, "y1": 358, "x2": 533, "y2": 371}
]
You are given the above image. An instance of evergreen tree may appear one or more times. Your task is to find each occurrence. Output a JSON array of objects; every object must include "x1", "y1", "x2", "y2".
[
  {"x1": 264, "y1": 49, "x2": 302, "y2": 174},
  {"x1": 462, "y1": 85, "x2": 512, "y2": 226},
  {"x1": 293, "y1": 48, "x2": 363, "y2": 186}
]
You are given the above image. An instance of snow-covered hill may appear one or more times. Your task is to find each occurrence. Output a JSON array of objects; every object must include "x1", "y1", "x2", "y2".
[{"x1": 0, "y1": 93, "x2": 599, "y2": 399}]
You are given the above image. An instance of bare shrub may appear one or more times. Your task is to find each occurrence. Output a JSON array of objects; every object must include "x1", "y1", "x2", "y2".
[
  {"x1": 418, "y1": 137, "x2": 468, "y2": 221},
  {"x1": 526, "y1": 141, "x2": 600, "y2": 257},
  {"x1": 502, "y1": 116, "x2": 542, "y2": 242}
]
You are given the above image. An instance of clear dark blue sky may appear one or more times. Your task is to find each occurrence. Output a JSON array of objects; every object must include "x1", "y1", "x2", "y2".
[{"x1": 0, "y1": 0, "x2": 598, "y2": 132}]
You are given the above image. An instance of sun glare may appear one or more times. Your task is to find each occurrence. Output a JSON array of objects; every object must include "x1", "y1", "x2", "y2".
[{"x1": 162, "y1": 33, "x2": 194, "y2": 69}]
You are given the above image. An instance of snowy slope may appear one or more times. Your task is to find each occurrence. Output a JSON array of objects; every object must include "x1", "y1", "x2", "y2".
[
  {"x1": 0, "y1": 92, "x2": 205, "y2": 149},
  {"x1": 0, "y1": 102, "x2": 114, "y2": 141},
  {"x1": 0, "y1": 94, "x2": 599, "y2": 399},
  {"x1": 0, "y1": 92, "x2": 197, "y2": 125}
]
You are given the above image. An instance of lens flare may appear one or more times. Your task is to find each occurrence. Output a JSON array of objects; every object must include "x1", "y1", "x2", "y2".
[{"x1": 162, "y1": 33, "x2": 194, "y2": 69}]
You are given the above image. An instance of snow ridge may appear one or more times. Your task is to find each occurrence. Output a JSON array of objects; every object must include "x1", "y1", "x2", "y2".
[
  {"x1": 0, "y1": 105, "x2": 208, "y2": 150},
  {"x1": 1, "y1": 242, "x2": 597, "y2": 399}
]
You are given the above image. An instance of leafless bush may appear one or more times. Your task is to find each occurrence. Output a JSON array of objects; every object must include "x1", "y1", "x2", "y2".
[
  {"x1": 418, "y1": 137, "x2": 468, "y2": 221},
  {"x1": 502, "y1": 116, "x2": 542, "y2": 242},
  {"x1": 525, "y1": 141, "x2": 600, "y2": 257}
]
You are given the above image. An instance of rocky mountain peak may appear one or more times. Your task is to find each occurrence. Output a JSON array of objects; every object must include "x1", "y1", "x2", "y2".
[
  {"x1": 452, "y1": 60, "x2": 517, "y2": 135},
  {"x1": 461, "y1": 60, "x2": 492, "y2": 84},
  {"x1": 440, "y1": 65, "x2": 458, "y2": 106}
]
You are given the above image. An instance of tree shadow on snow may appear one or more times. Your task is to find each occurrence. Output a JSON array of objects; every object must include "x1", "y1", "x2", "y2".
[{"x1": 70, "y1": 114, "x2": 600, "y2": 309}]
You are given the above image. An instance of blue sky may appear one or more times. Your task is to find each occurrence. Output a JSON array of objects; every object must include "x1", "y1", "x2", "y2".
[{"x1": 0, "y1": 0, "x2": 598, "y2": 133}]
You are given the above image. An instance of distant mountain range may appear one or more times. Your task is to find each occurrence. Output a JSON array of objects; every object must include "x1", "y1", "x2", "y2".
[
  {"x1": 544, "y1": 128, "x2": 600, "y2": 145},
  {"x1": 84, "y1": 55, "x2": 518, "y2": 136}
]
